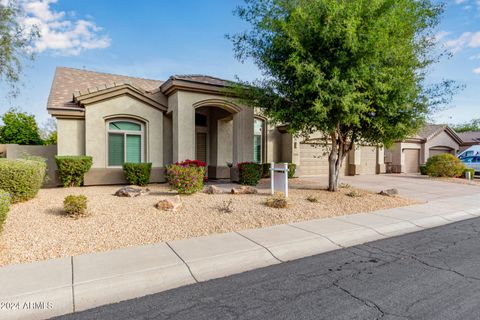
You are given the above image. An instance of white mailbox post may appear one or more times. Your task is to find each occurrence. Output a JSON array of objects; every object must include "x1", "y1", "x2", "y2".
[{"x1": 270, "y1": 162, "x2": 289, "y2": 197}]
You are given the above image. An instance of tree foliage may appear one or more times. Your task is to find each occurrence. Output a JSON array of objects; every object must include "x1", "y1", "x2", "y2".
[
  {"x1": 229, "y1": 0, "x2": 457, "y2": 191},
  {"x1": 0, "y1": 108, "x2": 43, "y2": 145},
  {"x1": 0, "y1": 1, "x2": 39, "y2": 95},
  {"x1": 451, "y1": 118, "x2": 480, "y2": 133}
]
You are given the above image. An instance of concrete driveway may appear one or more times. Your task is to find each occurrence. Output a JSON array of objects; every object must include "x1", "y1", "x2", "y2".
[{"x1": 297, "y1": 174, "x2": 479, "y2": 201}]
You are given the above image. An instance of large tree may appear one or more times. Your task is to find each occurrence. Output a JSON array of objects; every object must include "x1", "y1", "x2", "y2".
[
  {"x1": 229, "y1": 0, "x2": 457, "y2": 191},
  {"x1": 0, "y1": 109, "x2": 43, "y2": 145},
  {"x1": 0, "y1": 0, "x2": 38, "y2": 95}
]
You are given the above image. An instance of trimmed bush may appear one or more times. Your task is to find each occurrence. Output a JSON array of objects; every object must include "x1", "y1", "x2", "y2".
[
  {"x1": 425, "y1": 154, "x2": 465, "y2": 178},
  {"x1": 176, "y1": 159, "x2": 208, "y2": 181},
  {"x1": 123, "y1": 162, "x2": 152, "y2": 186},
  {"x1": 63, "y1": 195, "x2": 88, "y2": 218},
  {"x1": 55, "y1": 156, "x2": 93, "y2": 187},
  {"x1": 288, "y1": 163, "x2": 296, "y2": 179},
  {"x1": 0, "y1": 189, "x2": 11, "y2": 233},
  {"x1": 419, "y1": 165, "x2": 427, "y2": 175},
  {"x1": 0, "y1": 159, "x2": 46, "y2": 202},
  {"x1": 463, "y1": 168, "x2": 476, "y2": 179},
  {"x1": 238, "y1": 162, "x2": 262, "y2": 186},
  {"x1": 166, "y1": 164, "x2": 205, "y2": 194}
]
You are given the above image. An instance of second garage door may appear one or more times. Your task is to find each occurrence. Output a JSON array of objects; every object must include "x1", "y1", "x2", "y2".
[
  {"x1": 359, "y1": 147, "x2": 377, "y2": 174},
  {"x1": 404, "y1": 149, "x2": 420, "y2": 173},
  {"x1": 299, "y1": 143, "x2": 349, "y2": 176}
]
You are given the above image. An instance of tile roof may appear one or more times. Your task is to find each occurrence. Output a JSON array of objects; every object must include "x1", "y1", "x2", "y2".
[
  {"x1": 47, "y1": 67, "x2": 163, "y2": 109},
  {"x1": 413, "y1": 124, "x2": 447, "y2": 140},
  {"x1": 170, "y1": 74, "x2": 229, "y2": 86},
  {"x1": 457, "y1": 131, "x2": 480, "y2": 143}
]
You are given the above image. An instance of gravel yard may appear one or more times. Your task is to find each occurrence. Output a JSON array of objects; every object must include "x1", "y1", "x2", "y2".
[{"x1": 0, "y1": 181, "x2": 417, "y2": 267}]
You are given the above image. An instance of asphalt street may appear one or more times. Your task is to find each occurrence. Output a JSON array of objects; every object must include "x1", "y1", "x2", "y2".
[{"x1": 55, "y1": 217, "x2": 480, "y2": 320}]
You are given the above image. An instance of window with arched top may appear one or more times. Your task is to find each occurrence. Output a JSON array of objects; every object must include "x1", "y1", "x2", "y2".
[{"x1": 107, "y1": 120, "x2": 144, "y2": 166}]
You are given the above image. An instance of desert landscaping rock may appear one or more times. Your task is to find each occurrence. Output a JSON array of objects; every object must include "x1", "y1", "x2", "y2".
[
  {"x1": 0, "y1": 181, "x2": 416, "y2": 267},
  {"x1": 155, "y1": 196, "x2": 182, "y2": 211},
  {"x1": 204, "y1": 185, "x2": 223, "y2": 194},
  {"x1": 378, "y1": 188, "x2": 399, "y2": 197},
  {"x1": 231, "y1": 186, "x2": 258, "y2": 194},
  {"x1": 114, "y1": 186, "x2": 149, "y2": 197}
]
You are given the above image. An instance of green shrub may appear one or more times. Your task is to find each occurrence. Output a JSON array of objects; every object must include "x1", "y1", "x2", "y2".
[
  {"x1": 166, "y1": 164, "x2": 205, "y2": 194},
  {"x1": 463, "y1": 168, "x2": 475, "y2": 179},
  {"x1": 123, "y1": 163, "x2": 152, "y2": 186},
  {"x1": 288, "y1": 163, "x2": 296, "y2": 179},
  {"x1": 419, "y1": 165, "x2": 427, "y2": 175},
  {"x1": 425, "y1": 154, "x2": 465, "y2": 178},
  {"x1": 0, "y1": 189, "x2": 11, "y2": 233},
  {"x1": 238, "y1": 162, "x2": 262, "y2": 186},
  {"x1": 261, "y1": 163, "x2": 271, "y2": 178},
  {"x1": 55, "y1": 156, "x2": 93, "y2": 187},
  {"x1": 0, "y1": 159, "x2": 46, "y2": 202},
  {"x1": 63, "y1": 195, "x2": 88, "y2": 218}
]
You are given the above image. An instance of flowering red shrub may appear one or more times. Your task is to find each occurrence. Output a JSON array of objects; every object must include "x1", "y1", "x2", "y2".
[
  {"x1": 166, "y1": 165, "x2": 205, "y2": 194},
  {"x1": 176, "y1": 159, "x2": 208, "y2": 181}
]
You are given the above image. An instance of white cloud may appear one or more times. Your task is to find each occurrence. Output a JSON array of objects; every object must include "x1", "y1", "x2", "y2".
[
  {"x1": 19, "y1": 0, "x2": 111, "y2": 56},
  {"x1": 473, "y1": 67, "x2": 480, "y2": 74},
  {"x1": 443, "y1": 31, "x2": 480, "y2": 53},
  {"x1": 454, "y1": 0, "x2": 468, "y2": 3}
]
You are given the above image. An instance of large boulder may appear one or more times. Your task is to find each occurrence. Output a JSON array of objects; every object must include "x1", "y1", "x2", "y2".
[
  {"x1": 114, "y1": 186, "x2": 149, "y2": 197},
  {"x1": 378, "y1": 188, "x2": 399, "y2": 197},
  {"x1": 155, "y1": 195, "x2": 183, "y2": 212},
  {"x1": 231, "y1": 186, "x2": 258, "y2": 195}
]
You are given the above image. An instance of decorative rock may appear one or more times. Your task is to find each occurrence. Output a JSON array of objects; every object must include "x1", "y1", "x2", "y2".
[
  {"x1": 231, "y1": 186, "x2": 258, "y2": 195},
  {"x1": 114, "y1": 186, "x2": 149, "y2": 197},
  {"x1": 204, "y1": 185, "x2": 223, "y2": 194},
  {"x1": 155, "y1": 195, "x2": 183, "y2": 211},
  {"x1": 378, "y1": 188, "x2": 399, "y2": 197}
]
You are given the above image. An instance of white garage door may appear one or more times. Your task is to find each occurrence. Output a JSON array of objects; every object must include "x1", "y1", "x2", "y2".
[
  {"x1": 404, "y1": 149, "x2": 420, "y2": 173},
  {"x1": 299, "y1": 143, "x2": 349, "y2": 176},
  {"x1": 359, "y1": 147, "x2": 377, "y2": 175}
]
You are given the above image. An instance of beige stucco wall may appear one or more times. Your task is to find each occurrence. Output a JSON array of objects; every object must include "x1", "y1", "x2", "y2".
[
  {"x1": 57, "y1": 119, "x2": 85, "y2": 156},
  {"x1": 266, "y1": 125, "x2": 282, "y2": 163},
  {"x1": 424, "y1": 131, "x2": 460, "y2": 163},
  {"x1": 84, "y1": 95, "x2": 164, "y2": 168},
  {"x1": 163, "y1": 114, "x2": 173, "y2": 165}
]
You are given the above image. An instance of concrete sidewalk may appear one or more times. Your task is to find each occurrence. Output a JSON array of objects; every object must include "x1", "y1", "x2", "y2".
[{"x1": 1, "y1": 194, "x2": 479, "y2": 320}]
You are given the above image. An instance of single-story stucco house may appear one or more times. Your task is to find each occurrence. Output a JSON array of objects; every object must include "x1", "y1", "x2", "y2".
[
  {"x1": 457, "y1": 131, "x2": 480, "y2": 152},
  {"x1": 384, "y1": 124, "x2": 462, "y2": 173},
  {"x1": 47, "y1": 67, "x2": 385, "y2": 185}
]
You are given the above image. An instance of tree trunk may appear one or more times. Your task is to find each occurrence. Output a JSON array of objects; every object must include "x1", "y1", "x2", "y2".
[{"x1": 327, "y1": 135, "x2": 346, "y2": 192}]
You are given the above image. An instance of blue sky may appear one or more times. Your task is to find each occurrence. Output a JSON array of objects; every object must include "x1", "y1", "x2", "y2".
[{"x1": 0, "y1": 0, "x2": 479, "y2": 127}]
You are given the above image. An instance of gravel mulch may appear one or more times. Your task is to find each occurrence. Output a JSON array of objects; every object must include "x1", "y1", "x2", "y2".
[{"x1": 0, "y1": 181, "x2": 417, "y2": 267}]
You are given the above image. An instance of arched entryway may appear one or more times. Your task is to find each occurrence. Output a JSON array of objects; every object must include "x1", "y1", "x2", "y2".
[{"x1": 193, "y1": 99, "x2": 243, "y2": 179}]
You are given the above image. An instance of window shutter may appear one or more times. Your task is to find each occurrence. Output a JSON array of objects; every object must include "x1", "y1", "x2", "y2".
[
  {"x1": 108, "y1": 133, "x2": 124, "y2": 166},
  {"x1": 126, "y1": 134, "x2": 141, "y2": 163}
]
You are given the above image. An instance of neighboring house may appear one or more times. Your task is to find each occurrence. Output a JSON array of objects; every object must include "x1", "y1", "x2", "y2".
[
  {"x1": 384, "y1": 124, "x2": 462, "y2": 173},
  {"x1": 457, "y1": 131, "x2": 480, "y2": 152},
  {"x1": 47, "y1": 67, "x2": 385, "y2": 185}
]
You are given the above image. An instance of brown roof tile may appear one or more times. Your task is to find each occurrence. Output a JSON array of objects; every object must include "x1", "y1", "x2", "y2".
[
  {"x1": 47, "y1": 67, "x2": 163, "y2": 109},
  {"x1": 170, "y1": 74, "x2": 229, "y2": 86},
  {"x1": 457, "y1": 131, "x2": 480, "y2": 143}
]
